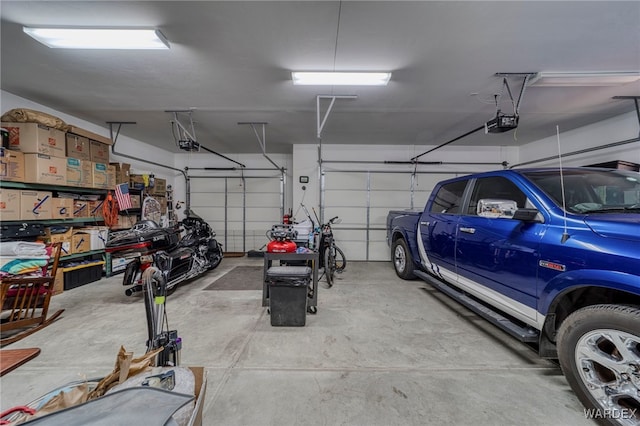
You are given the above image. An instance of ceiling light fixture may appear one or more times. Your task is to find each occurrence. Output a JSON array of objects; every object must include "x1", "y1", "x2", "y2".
[
  {"x1": 23, "y1": 27, "x2": 170, "y2": 49},
  {"x1": 292, "y1": 72, "x2": 391, "y2": 86},
  {"x1": 528, "y1": 71, "x2": 640, "y2": 87}
]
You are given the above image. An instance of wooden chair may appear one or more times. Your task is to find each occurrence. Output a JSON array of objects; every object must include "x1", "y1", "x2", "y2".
[{"x1": 1, "y1": 242, "x2": 65, "y2": 346}]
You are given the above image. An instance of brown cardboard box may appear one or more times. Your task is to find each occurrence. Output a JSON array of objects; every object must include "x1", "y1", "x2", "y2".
[
  {"x1": 66, "y1": 158, "x2": 92, "y2": 187},
  {"x1": 65, "y1": 133, "x2": 91, "y2": 161},
  {"x1": 110, "y1": 162, "x2": 131, "y2": 185},
  {"x1": 0, "y1": 148, "x2": 25, "y2": 182},
  {"x1": 155, "y1": 196, "x2": 167, "y2": 214},
  {"x1": 116, "y1": 214, "x2": 136, "y2": 229},
  {"x1": 90, "y1": 140, "x2": 109, "y2": 163},
  {"x1": 52, "y1": 269, "x2": 64, "y2": 296},
  {"x1": 107, "y1": 164, "x2": 116, "y2": 189},
  {"x1": 152, "y1": 178, "x2": 167, "y2": 195},
  {"x1": 20, "y1": 190, "x2": 52, "y2": 220},
  {"x1": 0, "y1": 188, "x2": 21, "y2": 220},
  {"x1": 23, "y1": 154, "x2": 67, "y2": 185},
  {"x1": 51, "y1": 197, "x2": 73, "y2": 219},
  {"x1": 92, "y1": 162, "x2": 108, "y2": 189},
  {"x1": 88, "y1": 199, "x2": 104, "y2": 219},
  {"x1": 71, "y1": 230, "x2": 91, "y2": 254},
  {"x1": 130, "y1": 191, "x2": 141, "y2": 209},
  {"x1": 2, "y1": 122, "x2": 66, "y2": 157},
  {"x1": 45, "y1": 226, "x2": 73, "y2": 256},
  {"x1": 129, "y1": 174, "x2": 146, "y2": 190},
  {"x1": 73, "y1": 200, "x2": 90, "y2": 218},
  {"x1": 188, "y1": 366, "x2": 207, "y2": 426},
  {"x1": 66, "y1": 125, "x2": 112, "y2": 146}
]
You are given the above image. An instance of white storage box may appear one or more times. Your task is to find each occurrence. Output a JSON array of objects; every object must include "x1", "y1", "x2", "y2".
[{"x1": 77, "y1": 226, "x2": 109, "y2": 250}]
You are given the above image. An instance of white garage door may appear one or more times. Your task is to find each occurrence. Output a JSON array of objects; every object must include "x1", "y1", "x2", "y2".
[
  {"x1": 322, "y1": 170, "x2": 459, "y2": 261},
  {"x1": 190, "y1": 176, "x2": 283, "y2": 253}
]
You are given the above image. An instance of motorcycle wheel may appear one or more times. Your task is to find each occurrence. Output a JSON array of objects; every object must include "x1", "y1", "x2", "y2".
[{"x1": 208, "y1": 250, "x2": 223, "y2": 270}]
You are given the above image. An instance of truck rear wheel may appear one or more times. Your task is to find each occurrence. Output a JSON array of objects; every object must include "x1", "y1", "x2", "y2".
[
  {"x1": 557, "y1": 304, "x2": 640, "y2": 425},
  {"x1": 392, "y1": 238, "x2": 416, "y2": 280}
]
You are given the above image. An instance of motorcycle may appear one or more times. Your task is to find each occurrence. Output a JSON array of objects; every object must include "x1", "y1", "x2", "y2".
[{"x1": 108, "y1": 210, "x2": 223, "y2": 296}]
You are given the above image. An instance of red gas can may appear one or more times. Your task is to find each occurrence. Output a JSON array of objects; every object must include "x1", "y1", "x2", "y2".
[{"x1": 267, "y1": 240, "x2": 297, "y2": 253}]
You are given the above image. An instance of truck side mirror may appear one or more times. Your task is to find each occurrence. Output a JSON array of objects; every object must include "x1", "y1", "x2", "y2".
[
  {"x1": 477, "y1": 199, "x2": 518, "y2": 218},
  {"x1": 512, "y1": 208, "x2": 542, "y2": 222}
]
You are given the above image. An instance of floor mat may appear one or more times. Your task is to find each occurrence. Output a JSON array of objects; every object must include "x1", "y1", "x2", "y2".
[{"x1": 203, "y1": 266, "x2": 263, "y2": 290}]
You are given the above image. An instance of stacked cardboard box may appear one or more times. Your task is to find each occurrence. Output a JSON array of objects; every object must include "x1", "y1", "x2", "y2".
[
  {"x1": 51, "y1": 197, "x2": 73, "y2": 219},
  {"x1": 0, "y1": 188, "x2": 21, "y2": 220},
  {"x1": 1, "y1": 122, "x2": 66, "y2": 158},
  {"x1": 20, "y1": 190, "x2": 52, "y2": 220},
  {"x1": 110, "y1": 163, "x2": 131, "y2": 185},
  {"x1": 0, "y1": 148, "x2": 25, "y2": 182}
]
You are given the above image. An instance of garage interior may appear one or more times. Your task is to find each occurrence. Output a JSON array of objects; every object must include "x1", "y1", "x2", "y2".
[{"x1": 1, "y1": 1, "x2": 639, "y2": 425}]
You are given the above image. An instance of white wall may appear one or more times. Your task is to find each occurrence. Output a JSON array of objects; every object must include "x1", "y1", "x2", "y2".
[{"x1": 518, "y1": 111, "x2": 640, "y2": 167}]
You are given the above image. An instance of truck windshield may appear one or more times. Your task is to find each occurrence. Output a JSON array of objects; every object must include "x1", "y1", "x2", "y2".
[{"x1": 522, "y1": 169, "x2": 640, "y2": 214}]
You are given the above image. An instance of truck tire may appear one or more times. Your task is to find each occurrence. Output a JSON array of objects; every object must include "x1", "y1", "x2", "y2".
[
  {"x1": 556, "y1": 304, "x2": 640, "y2": 425},
  {"x1": 392, "y1": 238, "x2": 416, "y2": 280}
]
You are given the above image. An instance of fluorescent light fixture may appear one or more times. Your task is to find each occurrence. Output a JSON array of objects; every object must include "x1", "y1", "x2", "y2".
[
  {"x1": 23, "y1": 27, "x2": 170, "y2": 49},
  {"x1": 292, "y1": 72, "x2": 391, "y2": 86},
  {"x1": 529, "y1": 71, "x2": 640, "y2": 87}
]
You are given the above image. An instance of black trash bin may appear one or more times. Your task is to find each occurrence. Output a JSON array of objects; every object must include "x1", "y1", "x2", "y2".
[{"x1": 267, "y1": 266, "x2": 311, "y2": 326}]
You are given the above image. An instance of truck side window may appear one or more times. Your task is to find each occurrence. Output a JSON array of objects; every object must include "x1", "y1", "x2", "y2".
[
  {"x1": 467, "y1": 177, "x2": 528, "y2": 216},
  {"x1": 429, "y1": 180, "x2": 467, "y2": 214}
]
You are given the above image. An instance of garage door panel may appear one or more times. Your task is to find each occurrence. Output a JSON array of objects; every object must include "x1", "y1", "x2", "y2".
[
  {"x1": 413, "y1": 190, "x2": 432, "y2": 207},
  {"x1": 338, "y1": 241, "x2": 367, "y2": 261},
  {"x1": 225, "y1": 193, "x2": 244, "y2": 207},
  {"x1": 246, "y1": 209, "x2": 280, "y2": 223},
  {"x1": 331, "y1": 228, "x2": 366, "y2": 243},
  {"x1": 190, "y1": 179, "x2": 226, "y2": 192},
  {"x1": 369, "y1": 207, "x2": 397, "y2": 227},
  {"x1": 245, "y1": 193, "x2": 281, "y2": 208},
  {"x1": 226, "y1": 178, "x2": 245, "y2": 193},
  {"x1": 324, "y1": 190, "x2": 367, "y2": 206},
  {"x1": 414, "y1": 174, "x2": 452, "y2": 189},
  {"x1": 191, "y1": 206, "x2": 225, "y2": 221},
  {"x1": 369, "y1": 173, "x2": 412, "y2": 190},
  {"x1": 369, "y1": 190, "x2": 412, "y2": 209},
  {"x1": 325, "y1": 207, "x2": 365, "y2": 226},
  {"x1": 246, "y1": 178, "x2": 281, "y2": 192},
  {"x1": 325, "y1": 173, "x2": 366, "y2": 190},
  {"x1": 189, "y1": 176, "x2": 282, "y2": 254},
  {"x1": 369, "y1": 242, "x2": 392, "y2": 261}
]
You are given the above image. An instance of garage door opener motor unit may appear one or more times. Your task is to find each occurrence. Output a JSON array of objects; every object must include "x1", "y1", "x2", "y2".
[{"x1": 484, "y1": 73, "x2": 533, "y2": 134}]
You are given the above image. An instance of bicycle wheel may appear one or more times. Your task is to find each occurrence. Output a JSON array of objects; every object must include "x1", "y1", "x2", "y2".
[
  {"x1": 324, "y1": 247, "x2": 335, "y2": 287},
  {"x1": 334, "y1": 246, "x2": 346, "y2": 272}
]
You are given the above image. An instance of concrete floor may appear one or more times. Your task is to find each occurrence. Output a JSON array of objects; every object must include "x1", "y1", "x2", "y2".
[{"x1": 1, "y1": 257, "x2": 593, "y2": 425}]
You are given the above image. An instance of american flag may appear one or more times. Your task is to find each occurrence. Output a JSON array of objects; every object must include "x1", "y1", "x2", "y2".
[{"x1": 115, "y1": 183, "x2": 132, "y2": 211}]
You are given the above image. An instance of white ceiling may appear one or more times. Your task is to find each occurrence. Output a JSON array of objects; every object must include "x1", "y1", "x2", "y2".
[{"x1": 1, "y1": 1, "x2": 639, "y2": 155}]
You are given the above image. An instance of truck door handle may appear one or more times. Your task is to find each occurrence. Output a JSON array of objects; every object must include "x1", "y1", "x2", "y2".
[
  {"x1": 459, "y1": 227, "x2": 476, "y2": 234},
  {"x1": 420, "y1": 221, "x2": 429, "y2": 226}
]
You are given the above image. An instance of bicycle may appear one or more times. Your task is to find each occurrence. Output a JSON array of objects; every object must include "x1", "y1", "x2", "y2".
[{"x1": 318, "y1": 216, "x2": 347, "y2": 287}]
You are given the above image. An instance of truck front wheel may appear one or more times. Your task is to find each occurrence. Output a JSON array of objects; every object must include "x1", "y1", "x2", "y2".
[
  {"x1": 557, "y1": 304, "x2": 640, "y2": 425},
  {"x1": 392, "y1": 238, "x2": 416, "y2": 280}
]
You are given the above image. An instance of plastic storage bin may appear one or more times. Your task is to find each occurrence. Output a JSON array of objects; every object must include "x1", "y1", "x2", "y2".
[
  {"x1": 63, "y1": 262, "x2": 104, "y2": 290},
  {"x1": 267, "y1": 266, "x2": 311, "y2": 326}
]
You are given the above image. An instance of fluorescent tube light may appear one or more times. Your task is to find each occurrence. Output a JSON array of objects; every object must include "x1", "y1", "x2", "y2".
[
  {"x1": 292, "y1": 72, "x2": 391, "y2": 86},
  {"x1": 529, "y1": 71, "x2": 640, "y2": 87},
  {"x1": 23, "y1": 27, "x2": 170, "y2": 49}
]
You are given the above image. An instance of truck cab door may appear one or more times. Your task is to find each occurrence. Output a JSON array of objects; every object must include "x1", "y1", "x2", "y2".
[
  {"x1": 418, "y1": 179, "x2": 468, "y2": 281},
  {"x1": 455, "y1": 176, "x2": 544, "y2": 323}
]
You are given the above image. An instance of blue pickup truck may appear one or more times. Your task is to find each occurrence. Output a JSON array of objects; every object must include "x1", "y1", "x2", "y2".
[{"x1": 387, "y1": 167, "x2": 640, "y2": 423}]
